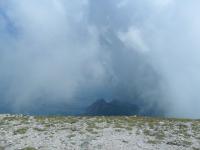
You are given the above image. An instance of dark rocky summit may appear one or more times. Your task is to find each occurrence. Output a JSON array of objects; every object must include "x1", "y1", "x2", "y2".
[{"x1": 85, "y1": 99, "x2": 139, "y2": 116}]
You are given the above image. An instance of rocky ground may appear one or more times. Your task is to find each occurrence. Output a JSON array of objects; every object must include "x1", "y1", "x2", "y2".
[{"x1": 0, "y1": 114, "x2": 200, "y2": 150}]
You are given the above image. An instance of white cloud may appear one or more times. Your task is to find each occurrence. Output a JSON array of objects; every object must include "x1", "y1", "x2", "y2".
[
  {"x1": 1, "y1": 0, "x2": 200, "y2": 118},
  {"x1": 118, "y1": 27, "x2": 149, "y2": 53},
  {"x1": 151, "y1": 0, "x2": 174, "y2": 9}
]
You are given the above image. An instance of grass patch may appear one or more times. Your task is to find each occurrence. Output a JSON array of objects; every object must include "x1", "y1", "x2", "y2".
[
  {"x1": 3, "y1": 116, "x2": 29, "y2": 123},
  {"x1": 20, "y1": 147, "x2": 37, "y2": 150},
  {"x1": 147, "y1": 139, "x2": 160, "y2": 144},
  {"x1": 91, "y1": 130, "x2": 99, "y2": 134},
  {"x1": 68, "y1": 134, "x2": 76, "y2": 139},
  {"x1": 114, "y1": 122, "x2": 124, "y2": 129},
  {"x1": 33, "y1": 127, "x2": 46, "y2": 132},
  {"x1": 155, "y1": 130, "x2": 165, "y2": 140},
  {"x1": 193, "y1": 147, "x2": 200, "y2": 150},
  {"x1": 0, "y1": 146, "x2": 5, "y2": 150},
  {"x1": 167, "y1": 140, "x2": 192, "y2": 147},
  {"x1": 115, "y1": 129, "x2": 122, "y2": 132},
  {"x1": 34, "y1": 116, "x2": 46, "y2": 124},
  {"x1": 125, "y1": 126, "x2": 132, "y2": 131},
  {"x1": 70, "y1": 126, "x2": 78, "y2": 132},
  {"x1": 14, "y1": 127, "x2": 28, "y2": 135},
  {"x1": 143, "y1": 128, "x2": 165, "y2": 141},
  {"x1": 86, "y1": 128, "x2": 94, "y2": 132}
]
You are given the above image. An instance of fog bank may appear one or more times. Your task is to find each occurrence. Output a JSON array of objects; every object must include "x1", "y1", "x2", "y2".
[{"x1": 0, "y1": 0, "x2": 200, "y2": 118}]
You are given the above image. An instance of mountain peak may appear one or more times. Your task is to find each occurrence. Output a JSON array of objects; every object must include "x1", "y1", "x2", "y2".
[{"x1": 85, "y1": 99, "x2": 139, "y2": 116}]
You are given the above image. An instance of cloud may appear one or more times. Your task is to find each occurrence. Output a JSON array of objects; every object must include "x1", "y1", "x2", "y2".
[
  {"x1": 0, "y1": 0, "x2": 105, "y2": 112},
  {"x1": 118, "y1": 27, "x2": 149, "y2": 53},
  {"x1": 0, "y1": 0, "x2": 200, "y2": 118}
]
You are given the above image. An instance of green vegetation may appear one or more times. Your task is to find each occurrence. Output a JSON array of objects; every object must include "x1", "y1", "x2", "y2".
[
  {"x1": 68, "y1": 134, "x2": 76, "y2": 139},
  {"x1": 3, "y1": 116, "x2": 29, "y2": 124},
  {"x1": 14, "y1": 127, "x2": 28, "y2": 135},
  {"x1": 193, "y1": 147, "x2": 200, "y2": 150},
  {"x1": 33, "y1": 127, "x2": 46, "y2": 132},
  {"x1": 20, "y1": 147, "x2": 37, "y2": 150},
  {"x1": 147, "y1": 139, "x2": 160, "y2": 144},
  {"x1": 167, "y1": 140, "x2": 192, "y2": 147},
  {"x1": 34, "y1": 116, "x2": 79, "y2": 124},
  {"x1": 0, "y1": 146, "x2": 5, "y2": 150}
]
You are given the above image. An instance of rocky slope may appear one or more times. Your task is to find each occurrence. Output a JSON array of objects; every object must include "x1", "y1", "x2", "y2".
[{"x1": 0, "y1": 114, "x2": 200, "y2": 150}]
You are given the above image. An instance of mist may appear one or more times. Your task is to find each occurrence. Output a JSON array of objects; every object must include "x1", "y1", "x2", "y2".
[{"x1": 0, "y1": 0, "x2": 200, "y2": 118}]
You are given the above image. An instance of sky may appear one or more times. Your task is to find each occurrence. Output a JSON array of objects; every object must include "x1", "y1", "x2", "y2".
[{"x1": 0, "y1": 0, "x2": 200, "y2": 118}]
